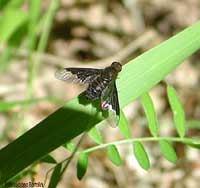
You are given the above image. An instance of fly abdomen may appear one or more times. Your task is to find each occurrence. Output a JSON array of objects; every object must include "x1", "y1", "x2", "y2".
[{"x1": 85, "y1": 76, "x2": 110, "y2": 100}]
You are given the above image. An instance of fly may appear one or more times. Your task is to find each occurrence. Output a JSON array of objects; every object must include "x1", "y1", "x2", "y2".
[{"x1": 55, "y1": 61, "x2": 122, "y2": 127}]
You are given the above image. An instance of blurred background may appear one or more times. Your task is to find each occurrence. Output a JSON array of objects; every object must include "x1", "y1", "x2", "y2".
[{"x1": 0, "y1": 0, "x2": 200, "y2": 187}]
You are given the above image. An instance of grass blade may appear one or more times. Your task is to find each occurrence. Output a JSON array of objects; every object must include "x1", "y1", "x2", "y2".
[{"x1": 0, "y1": 9, "x2": 27, "y2": 43}]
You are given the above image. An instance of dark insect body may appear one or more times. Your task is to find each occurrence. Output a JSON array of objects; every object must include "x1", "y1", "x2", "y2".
[{"x1": 55, "y1": 61, "x2": 122, "y2": 127}]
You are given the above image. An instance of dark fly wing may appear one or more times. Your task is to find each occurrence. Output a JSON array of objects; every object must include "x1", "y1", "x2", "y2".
[
  {"x1": 111, "y1": 82, "x2": 120, "y2": 117},
  {"x1": 101, "y1": 82, "x2": 120, "y2": 127},
  {"x1": 55, "y1": 67, "x2": 102, "y2": 84}
]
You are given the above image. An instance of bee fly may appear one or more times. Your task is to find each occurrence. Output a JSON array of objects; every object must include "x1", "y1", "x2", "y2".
[{"x1": 55, "y1": 61, "x2": 122, "y2": 127}]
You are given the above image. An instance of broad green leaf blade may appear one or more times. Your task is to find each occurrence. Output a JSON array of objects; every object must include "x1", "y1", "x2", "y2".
[
  {"x1": 159, "y1": 140, "x2": 177, "y2": 163},
  {"x1": 141, "y1": 93, "x2": 158, "y2": 137},
  {"x1": 106, "y1": 145, "x2": 121, "y2": 166},
  {"x1": 0, "y1": 9, "x2": 27, "y2": 43},
  {"x1": 77, "y1": 152, "x2": 88, "y2": 180},
  {"x1": 88, "y1": 127, "x2": 102, "y2": 144},
  {"x1": 133, "y1": 141, "x2": 150, "y2": 170},
  {"x1": 118, "y1": 110, "x2": 130, "y2": 138},
  {"x1": 40, "y1": 154, "x2": 57, "y2": 164},
  {"x1": 167, "y1": 85, "x2": 185, "y2": 137},
  {"x1": 48, "y1": 163, "x2": 62, "y2": 188},
  {"x1": 1, "y1": 22, "x2": 200, "y2": 184},
  {"x1": 119, "y1": 21, "x2": 200, "y2": 107},
  {"x1": 64, "y1": 141, "x2": 76, "y2": 152}
]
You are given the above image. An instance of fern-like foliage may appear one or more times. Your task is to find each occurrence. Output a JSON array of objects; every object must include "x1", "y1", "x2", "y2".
[
  {"x1": 43, "y1": 85, "x2": 200, "y2": 186},
  {"x1": 71, "y1": 85, "x2": 198, "y2": 179}
]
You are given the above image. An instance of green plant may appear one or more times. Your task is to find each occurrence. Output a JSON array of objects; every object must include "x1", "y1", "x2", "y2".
[{"x1": 0, "y1": 3, "x2": 200, "y2": 186}]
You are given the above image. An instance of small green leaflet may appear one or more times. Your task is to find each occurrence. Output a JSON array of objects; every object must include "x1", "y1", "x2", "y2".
[
  {"x1": 106, "y1": 145, "x2": 121, "y2": 166},
  {"x1": 77, "y1": 152, "x2": 88, "y2": 180},
  {"x1": 183, "y1": 140, "x2": 200, "y2": 150},
  {"x1": 64, "y1": 141, "x2": 76, "y2": 152},
  {"x1": 159, "y1": 140, "x2": 177, "y2": 163},
  {"x1": 48, "y1": 163, "x2": 62, "y2": 188},
  {"x1": 118, "y1": 110, "x2": 130, "y2": 138},
  {"x1": 40, "y1": 154, "x2": 57, "y2": 164},
  {"x1": 133, "y1": 141, "x2": 150, "y2": 170},
  {"x1": 141, "y1": 93, "x2": 158, "y2": 137},
  {"x1": 88, "y1": 126, "x2": 102, "y2": 144},
  {"x1": 167, "y1": 85, "x2": 185, "y2": 137}
]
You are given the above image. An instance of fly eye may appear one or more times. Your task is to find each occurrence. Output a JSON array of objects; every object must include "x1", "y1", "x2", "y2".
[{"x1": 111, "y1": 62, "x2": 122, "y2": 72}]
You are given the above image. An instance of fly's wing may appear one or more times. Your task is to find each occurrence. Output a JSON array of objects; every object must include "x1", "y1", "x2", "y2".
[
  {"x1": 55, "y1": 67, "x2": 102, "y2": 84},
  {"x1": 101, "y1": 81, "x2": 120, "y2": 127}
]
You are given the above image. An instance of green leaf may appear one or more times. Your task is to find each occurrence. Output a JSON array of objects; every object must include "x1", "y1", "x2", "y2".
[
  {"x1": 183, "y1": 141, "x2": 200, "y2": 150},
  {"x1": 133, "y1": 141, "x2": 150, "y2": 170},
  {"x1": 40, "y1": 154, "x2": 57, "y2": 164},
  {"x1": 77, "y1": 152, "x2": 88, "y2": 180},
  {"x1": 87, "y1": 126, "x2": 102, "y2": 144},
  {"x1": 141, "y1": 93, "x2": 158, "y2": 137},
  {"x1": 118, "y1": 110, "x2": 130, "y2": 138},
  {"x1": 106, "y1": 145, "x2": 121, "y2": 166},
  {"x1": 0, "y1": 9, "x2": 27, "y2": 43},
  {"x1": 1, "y1": 21, "x2": 200, "y2": 184},
  {"x1": 167, "y1": 85, "x2": 185, "y2": 137},
  {"x1": 28, "y1": 0, "x2": 41, "y2": 52},
  {"x1": 0, "y1": 0, "x2": 10, "y2": 10},
  {"x1": 4, "y1": 0, "x2": 24, "y2": 9},
  {"x1": 64, "y1": 141, "x2": 76, "y2": 152},
  {"x1": 48, "y1": 163, "x2": 62, "y2": 188},
  {"x1": 159, "y1": 140, "x2": 177, "y2": 163},
  {"x1": 186, "y1": 143, "x2": 200, "y2": 149},
  {"x1": 186, "y1": 120, "x2": 200, "y2": 130}
]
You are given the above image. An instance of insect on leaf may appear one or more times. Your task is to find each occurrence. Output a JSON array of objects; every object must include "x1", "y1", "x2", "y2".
[{"x1": 55, "y1": 62, "x2": 122, "y2": 127}]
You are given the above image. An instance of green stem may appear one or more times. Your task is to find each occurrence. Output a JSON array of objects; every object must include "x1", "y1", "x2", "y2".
[
  {"x1": 27, "y1": 0, "x2": 59, "y2": 99},
  {"x1": 82, "y1": 137, "x2": 200, "y2": 154}
]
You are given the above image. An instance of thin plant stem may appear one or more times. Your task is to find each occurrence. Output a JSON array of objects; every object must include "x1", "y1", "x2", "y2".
[
  {"x1": 27, "y1": 0, "x2": 59, "y2": 99},
  {"x1": 81, "y1": 137, "x2": 200, "y2": 154}
]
